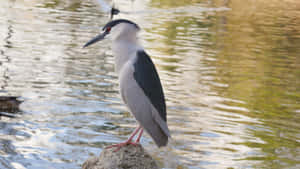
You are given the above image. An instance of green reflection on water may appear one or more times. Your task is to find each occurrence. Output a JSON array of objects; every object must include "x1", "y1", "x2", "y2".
[
  {"x1": 150, "y1": 0, "x2": 205, "y2": 8},
  {"x1": 211, "y1": 0, "x2": 300, "y2": 168},
  {"x1": 149, "y1": 0, "x2": 300, "y2": 168}
]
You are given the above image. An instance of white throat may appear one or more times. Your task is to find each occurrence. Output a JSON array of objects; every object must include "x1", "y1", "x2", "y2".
[{"x1": 110, "y1": 23, "x2": 142, "y2": 74}]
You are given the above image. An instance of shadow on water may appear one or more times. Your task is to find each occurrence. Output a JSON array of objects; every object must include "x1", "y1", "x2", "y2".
[
  {"x1": 0, "y1": 0, "x2": 299, "y2": 169},
  {"x1": 0, "y1": 7, "x2": 14, "y2": 93}
]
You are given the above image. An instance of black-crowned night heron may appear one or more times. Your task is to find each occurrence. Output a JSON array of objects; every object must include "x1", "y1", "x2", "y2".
[{"x1": 84, "y1": 19, "x2": 170, "y2": 150}]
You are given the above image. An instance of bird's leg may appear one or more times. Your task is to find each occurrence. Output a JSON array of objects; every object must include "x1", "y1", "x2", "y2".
[
  {"x1": 135, "y1": 128, "x2": 143, "y2": 143},
  {"x1": 106, "y1": 125, "x2": 142, "y2": 152}
]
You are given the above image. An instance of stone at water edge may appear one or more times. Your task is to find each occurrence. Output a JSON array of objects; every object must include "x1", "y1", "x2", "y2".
[{"x1": 82, "y1": 144, "x2": 159, "y2": 169}]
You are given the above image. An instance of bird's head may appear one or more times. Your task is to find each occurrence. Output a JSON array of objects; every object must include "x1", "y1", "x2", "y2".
[{"x1": 83, "y1": 19, "x2": 140, "y2": 48}]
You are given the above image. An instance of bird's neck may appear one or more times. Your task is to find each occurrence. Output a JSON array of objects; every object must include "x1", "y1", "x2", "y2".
[{"x1": 112, "y1": 38, "x2": 142, "y2": 74}]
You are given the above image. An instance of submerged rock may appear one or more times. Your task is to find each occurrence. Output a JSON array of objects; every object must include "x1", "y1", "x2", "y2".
[
  {"x1": 82, "y1": 144, "x2": 159, "y2": 169},
  {"x1": 0, "y1": 96, "x2": 23, "y2": 118}
]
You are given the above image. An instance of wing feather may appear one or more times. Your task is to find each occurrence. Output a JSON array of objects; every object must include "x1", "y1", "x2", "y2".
[{"x1": 133, "y1": 50, "x2": 167, "y2": 122}]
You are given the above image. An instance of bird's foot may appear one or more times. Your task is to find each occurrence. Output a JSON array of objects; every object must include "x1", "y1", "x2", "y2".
[{"x1": 105, "y1": 141, "x2": 139, "y2": 152}]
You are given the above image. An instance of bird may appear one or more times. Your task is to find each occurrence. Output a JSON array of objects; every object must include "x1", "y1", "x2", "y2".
[{"x1": 84, "y1": 19, "x2": 171, "y2": 151}]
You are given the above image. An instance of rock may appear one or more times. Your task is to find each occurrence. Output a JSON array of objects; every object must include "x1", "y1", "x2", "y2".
[
  {"x1": 82, "y1": 144, "x2": 159, "y2": 169},
  {"x1": 0, "y1": 96, "x2": 23, "y2": 118},
  {"x1": 0, "y1": 96, "x2": 23, "y2": 112}
]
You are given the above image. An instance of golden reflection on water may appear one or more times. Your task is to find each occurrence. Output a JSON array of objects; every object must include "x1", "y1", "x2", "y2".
[
  {"x1": 0, "y1": 0, "x2": 299, "y2": 169},
  {"x1": 145, "y1": 0, "x2": 300, "y2": 168}
]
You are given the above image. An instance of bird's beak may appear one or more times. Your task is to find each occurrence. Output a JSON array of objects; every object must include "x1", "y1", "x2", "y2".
[{"x1": 83, "y1": 31, "x2": 109, "y2": 48}]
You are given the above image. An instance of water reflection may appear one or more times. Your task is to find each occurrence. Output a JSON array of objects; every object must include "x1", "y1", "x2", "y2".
[
  {"x1": 0, "y1": 0, "x2": 299, "y2": 169},
  {"x1": 211, "y1": 1, "x2": 300, "y2": 168}
]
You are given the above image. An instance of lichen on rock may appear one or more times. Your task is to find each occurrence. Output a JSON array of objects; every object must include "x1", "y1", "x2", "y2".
[{"x1": 82, "y1": 144, "x2": 159, "y2": 169}]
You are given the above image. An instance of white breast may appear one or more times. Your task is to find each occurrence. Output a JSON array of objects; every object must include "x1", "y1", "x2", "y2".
[{"x1": 112, "y1": 39, "x2": 144, "y2": 74}]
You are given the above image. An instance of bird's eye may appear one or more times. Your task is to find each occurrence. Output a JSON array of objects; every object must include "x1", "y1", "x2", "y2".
[{"x1": 106, "y1": 27, "x2": 111, "y2": 32}]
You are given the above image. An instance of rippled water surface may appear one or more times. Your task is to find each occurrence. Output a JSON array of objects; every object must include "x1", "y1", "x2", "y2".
[{"x1": 1, "y1": 0, "x2": 299, "y2": 168}]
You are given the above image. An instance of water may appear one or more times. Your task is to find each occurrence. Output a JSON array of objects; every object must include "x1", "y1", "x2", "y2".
[{"x1": 0, "y1": 0, "x2": 299, "y2": 168}]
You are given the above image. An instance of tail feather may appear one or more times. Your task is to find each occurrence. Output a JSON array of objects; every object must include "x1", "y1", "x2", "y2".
[{"x1": 144, "y1": 121, "x2": 168, "y2": 147}]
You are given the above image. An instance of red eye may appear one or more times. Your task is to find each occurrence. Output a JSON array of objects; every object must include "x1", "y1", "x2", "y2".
[{"x1": 106, "y1": 27, "x2": 111, "y2": 32}]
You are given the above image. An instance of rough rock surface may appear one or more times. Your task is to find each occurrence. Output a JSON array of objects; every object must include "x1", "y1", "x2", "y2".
[{"x1": 82, "y1": 144, "x2": 159, "y2": 169}]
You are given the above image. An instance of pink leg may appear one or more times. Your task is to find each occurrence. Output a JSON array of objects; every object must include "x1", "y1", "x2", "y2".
[
  {"x1": 106, "y1": 126, "x2": 142, "y2": 152},
  {"x1": 135, "y1": 128, "x2": 143, "y2": 143}
]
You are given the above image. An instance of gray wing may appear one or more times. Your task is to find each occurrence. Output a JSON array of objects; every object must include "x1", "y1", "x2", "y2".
[
  {"x1": 119, "y1": 50, "x2": 170, "y2": 147},
  {"x1": 133, "y1": 50, "x2": 167, "y2": 121}
]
